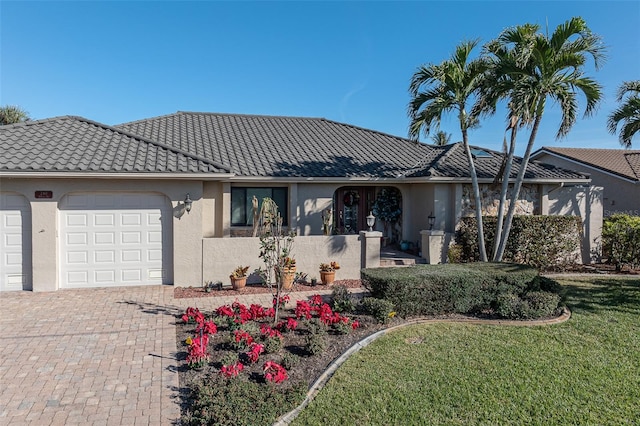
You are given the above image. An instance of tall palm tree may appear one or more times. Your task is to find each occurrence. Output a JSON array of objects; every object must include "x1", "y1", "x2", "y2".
[
  {"x1": 483, "y1": 17, "x2": 605, "y2": 261},
  {"x1": 408, "y1": 40, "x2": 489, "y2": 261},
  {"x1": 0, "y1": 105, "x2": 30, "y2": 125},
  {"x1": 430, "y1": 130, "x2": 452, "y2": 146},
  {"x1": 607, "y1": 80, "x2": 640, "y2": 148}
]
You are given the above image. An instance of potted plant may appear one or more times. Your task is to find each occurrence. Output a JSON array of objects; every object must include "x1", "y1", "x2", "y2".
[
  {"x1": 319, "y1": 261, "x2": 340, "y2": 285},
  {"x1": 230, "y1": 265, "x2": 249, "y2": 290},
  {"x1": 280, "y1": 257, "x2": 297, "y2": 290}
]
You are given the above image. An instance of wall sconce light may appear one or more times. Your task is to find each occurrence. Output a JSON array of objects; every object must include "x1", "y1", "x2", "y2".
[
  {"x1": 366, "y1": 212, "x2": 375, "y2": 232},
  {"x1": 184, "y1": 193, "x2": 192, "y2": 214},
  {"x1": 428, "y1": 212, "x2": 435, "y2": 230}
]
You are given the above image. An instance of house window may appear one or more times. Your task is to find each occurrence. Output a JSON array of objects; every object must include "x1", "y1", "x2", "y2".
[{"x1": 231, "y1": 187, "x2": 288, "y2": 226}]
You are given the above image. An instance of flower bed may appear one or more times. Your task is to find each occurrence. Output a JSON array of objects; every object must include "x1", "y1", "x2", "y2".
[{"x1": 177, "y1": 291, "x2": 396, "y2": 425}]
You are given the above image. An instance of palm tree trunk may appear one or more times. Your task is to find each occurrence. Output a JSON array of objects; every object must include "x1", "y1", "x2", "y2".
[
  {"x1": 462, "y1": 129, "x2": 488, "y2": 262},
  {"x1": 492, "y1": 124, "x2": 518, "y2": 260},
  {"x1": 494, "y1": 112, "x2": 543, "y2": 261}
]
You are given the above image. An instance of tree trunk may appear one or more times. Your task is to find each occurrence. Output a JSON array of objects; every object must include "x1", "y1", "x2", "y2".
[
  {"x1": 494, "y1": 112, "x2": 543, "y2": 261},
  {"x1": 492, "y1": 123, "x2": 518, "y2": 261},
  {"x1": 462, "y1": 129, "x2": 488, "y2": 262}
]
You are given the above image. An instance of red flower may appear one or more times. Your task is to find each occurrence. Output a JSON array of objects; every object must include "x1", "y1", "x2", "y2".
[
  {"x1": 310, "y1": 294, "x2": 323, "y2": 307},
  {"x1": 220, "y1": 361, "x2": 244, "y2": 378},
  {"x1": 216, "y1": 305, "x2": 234, "y2": 317},
  {"x1": 351, "y1": 320, "x2": 360, "y2": 329},
  {"x1": 233, "y1": 329, "x2": 254, "y2": 346},
  {"x1": 263, "y1": 361, "x2": 288, "y2": 384},
  {"x1": 245, "y1": 343, "x2": 265, "y2": 364},
  {"x1": 295, "y1": 301, "x2": 312, "y2": 319}
]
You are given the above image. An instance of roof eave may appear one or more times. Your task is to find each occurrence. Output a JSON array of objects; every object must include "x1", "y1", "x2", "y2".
[{"x1": 0, "y1": 172, "x2": 235, "y2": 180}]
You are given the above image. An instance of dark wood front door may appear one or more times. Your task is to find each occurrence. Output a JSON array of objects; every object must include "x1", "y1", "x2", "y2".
[{"x1": 335, "y1": 187, "x2": 375, "y2": 234}]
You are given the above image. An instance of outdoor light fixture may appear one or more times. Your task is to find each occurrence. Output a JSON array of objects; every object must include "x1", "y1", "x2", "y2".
[
  {"x1": 366, "y1": 212, "x2": 375, "y2": 232},
  {"x1": 184, "y1": 193, "x2": 193, "y2": 214},
  {"x1": 428, "y1": 212, "x2": 435, "y2": 230}
]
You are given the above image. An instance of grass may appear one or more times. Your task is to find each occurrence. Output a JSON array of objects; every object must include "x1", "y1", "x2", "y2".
[{"x1": 292, "y1": 277, "x2": 640, "y2": 425}]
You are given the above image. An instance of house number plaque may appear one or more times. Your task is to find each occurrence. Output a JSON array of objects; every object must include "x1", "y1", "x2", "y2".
[{"x1": 35, "y1": 190, "x2": 53, "y2": 199}]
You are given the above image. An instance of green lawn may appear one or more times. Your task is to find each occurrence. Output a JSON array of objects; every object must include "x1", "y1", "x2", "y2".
[{"x1": 292, "y1": 277, "x2": 640, "y2": 425}]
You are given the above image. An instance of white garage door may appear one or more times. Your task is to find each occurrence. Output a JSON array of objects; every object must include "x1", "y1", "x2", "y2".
[
  {"x1": 0, "y1": 193, "x2": 32, "y2": 291},
  {"x1": 59, "y1": 193, "x2": 173, "y2": 288}
]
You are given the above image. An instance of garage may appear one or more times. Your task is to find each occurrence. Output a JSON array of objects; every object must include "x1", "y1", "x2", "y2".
[
  {"x1": 59, "y1": 192, "x2": 173, "y2": 288},
  {"x1": 0, "y1": 193, "x2": 32, "y2": 291}
]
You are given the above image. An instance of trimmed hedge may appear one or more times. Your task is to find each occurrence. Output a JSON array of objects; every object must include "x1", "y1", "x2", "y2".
[
  {"x1": 602, "y1": 214, "x2": 640, "y2": 270},
  {"x1": 457, "y1": 215, "x2": 582, "y2": 271},
  {"x1": 361, "y1": 263, "x2": 561, "y2": 320}
]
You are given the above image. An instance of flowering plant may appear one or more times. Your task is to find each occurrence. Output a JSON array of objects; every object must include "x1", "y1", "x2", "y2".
[
  {"x1": 245, "y1": 342, "x2": 265, "y2": 364},
  {"x1": 319, "y1": 261, "x2": 340, "y2": 272},
  {"x1": 220, "y1": 361, "x2": 244, "y2": 378},
  {"x1": 186, "y1": 334, "x2": 210, "y2": 369},
  {"x1": 230, "y1": 265, "x2": 250, "y2": 278},
  {"x1": 263, "y1": 361, "x2": 288, "y2": 384}
]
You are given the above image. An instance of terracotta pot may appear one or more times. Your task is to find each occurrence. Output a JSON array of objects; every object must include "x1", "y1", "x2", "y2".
[
  {"x1": 230, "y1": 276, "x2": 247, "y2": 290},
  {"x1": 320, "y1": 271, "x2": 335, "y2": 285},
  {"x1": 281, "y1": 267, "x2": 296, "y2": 290}
]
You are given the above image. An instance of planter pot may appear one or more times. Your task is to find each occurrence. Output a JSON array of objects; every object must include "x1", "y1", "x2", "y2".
[
  {"x1": 230, "y1": 276, "x2": 247, "y2": 290},
  {"x1": 282, "y1": 268, "x2": 296, "y2": 290},
  {"x1": 320, "y1": 271, "x2": 335, "y2": 285}
]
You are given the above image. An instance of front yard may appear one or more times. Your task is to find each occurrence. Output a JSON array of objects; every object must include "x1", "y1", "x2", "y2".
[{"x1": 292, "y1": 276, "x2": 640, "y2": 425}]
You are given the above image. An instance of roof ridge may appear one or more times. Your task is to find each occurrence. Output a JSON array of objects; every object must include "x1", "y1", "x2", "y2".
[
  {"x1": 544, "y1": 146, "x2": 640, "y2": 154},
  {"x1": 72, "y1": 116, "x2": 232, "y2": 173}
]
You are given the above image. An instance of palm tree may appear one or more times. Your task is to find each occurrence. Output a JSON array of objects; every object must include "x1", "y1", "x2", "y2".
[
  {"x1": 482, "y1": 17, "x2": 605, "y2": 261},
  {"x1": 607, "y1": 80, "x2": 640, "y2": 148},
  {"x1": 0, "y1": 105, "x2": 30, "y2": 125},
  {"x1": 430, "y1": 130, "x2": 452, "y2": 146},
  {"x1": 408, "y1": 40, "x2": 489, "y2": 261}
]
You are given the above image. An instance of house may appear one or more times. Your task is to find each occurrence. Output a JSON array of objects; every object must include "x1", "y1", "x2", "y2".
[
  {"x1": 0, "y1": 112, "x2": 602, "y2": 292},
  {"x1": 532, "y1": 147, "x2": 640, "y2": 217}
]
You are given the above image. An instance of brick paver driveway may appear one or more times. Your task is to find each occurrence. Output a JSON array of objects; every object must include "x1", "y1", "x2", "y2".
[
  {"x1": 0, "y1": 286, "x2": 181, "y2": 425},
  {"x1": 0, "y1": 285, "x2": 351, "y2": 425}
]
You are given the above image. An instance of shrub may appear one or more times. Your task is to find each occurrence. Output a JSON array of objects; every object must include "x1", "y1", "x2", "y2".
[
  {"x1": 262, "y1": 335, "x2": 284, "y2": 354},
  {"x1": 457, "y1": 215, "x2": 582, "y2": 271},
  {"x1": 181, "y1": 375, "x2": 305, "y2": 426},
  {"x1": 361, "y1": 263, "x2": 560, "y2": 320},
  {"x1": 280, "y1": 353, "x2": 299, "y2": 370},
  {"x1": 497, "y1": 291, "x2": 560, "y2": 320},
  {"x1": 304, "y1": 333, "x2": 326, "y2": 355},
  {"x1": 331, "y1": 284, "x2": 354, "y2": 313},
  {"x1": 361, "y1": 297, "x2": 395, "y2": 323},
  {"x1": 602, "y1": 214, "x2": 640, "y2": 270},
  {"x1": 305, "y1": 318, "x2": 327, "y2": 336}
]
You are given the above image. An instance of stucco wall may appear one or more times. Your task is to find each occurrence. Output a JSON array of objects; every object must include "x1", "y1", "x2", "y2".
[
  {"x1": 202, "y1": 234, "x2": 362, "y2": 287},
  {"x1": 535, "y1": 154, "x2": 639, "y2": 217},
  {"x1": 295, "y1": 183, "x2": 342, "y2": 236},
  {"x1": 544, "y1": 184, "x2": 603, "y2": 263}
]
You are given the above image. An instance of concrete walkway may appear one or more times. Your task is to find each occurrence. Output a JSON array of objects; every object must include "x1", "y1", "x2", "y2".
[{"x1": 0, "y1": 285, "x2": 356, "y2": 425}]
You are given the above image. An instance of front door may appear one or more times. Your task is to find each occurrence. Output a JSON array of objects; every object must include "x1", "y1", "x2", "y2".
[{"x1": 335, "y1": 187, "x2": 375, "y2": 234}]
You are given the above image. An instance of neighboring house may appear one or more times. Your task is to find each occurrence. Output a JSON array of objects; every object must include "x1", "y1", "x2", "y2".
[
  {"x1": 0, "y1": 112, "x2": 601, "y2": 292},
  {"x1": 532, "y1": 147, "x2": 640, "y2": 217}
]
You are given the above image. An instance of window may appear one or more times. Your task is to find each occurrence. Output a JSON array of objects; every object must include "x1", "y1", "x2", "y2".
[{"x1": 231, "y1": 187, "x2": 288, "y2": 226}]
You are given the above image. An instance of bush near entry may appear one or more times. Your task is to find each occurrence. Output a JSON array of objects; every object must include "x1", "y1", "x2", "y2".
[{"x1": 361, "y1": 263, "x2": 561, "y2": 320}]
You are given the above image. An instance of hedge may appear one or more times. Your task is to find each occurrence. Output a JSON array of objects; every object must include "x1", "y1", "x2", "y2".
[
  {"x1": 361, "y1": 263, "x2": 561, "y2": 320},
  {"x1": 456, "y1": 215, "x2": 582, "y2": 271},
  {"x1": 602, "y1": 214, "x2": 640, "y2": 270}
]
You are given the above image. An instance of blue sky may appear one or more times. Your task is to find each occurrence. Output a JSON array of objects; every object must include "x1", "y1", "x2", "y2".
[{"x1": 1, "y1": 1, "x2": 638, "y2": 154}]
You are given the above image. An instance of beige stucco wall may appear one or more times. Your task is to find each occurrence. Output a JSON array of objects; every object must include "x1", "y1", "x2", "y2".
[
  {"x1": 543, "y1": 184, "x2": 603, "y2": 263},
  {"x1": 295, "y1": 183, "x2": 340, "y2": 236},
  {"x1": 0, "y1": 177, "x2": 206, "y2": 291},
  {"x1": 535, "y1": 154, "x2": 639, "y2": 217},
  {"x1": 202, "y1": 234, "x2": 362, "y2": 286}
]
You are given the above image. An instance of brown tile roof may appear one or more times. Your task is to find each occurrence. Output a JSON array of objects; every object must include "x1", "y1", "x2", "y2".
[{"x1": 536, "y1": 147, "x2": 640, "y2": 182}]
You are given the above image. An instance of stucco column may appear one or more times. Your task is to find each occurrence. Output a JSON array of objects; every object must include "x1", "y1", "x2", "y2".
[
  {"x1": 420, "y1": 230, "x2": 446, "y2": 264},
  {"x1": 360, "y1": 230, "x2": 382, "y2": 269},
  {"x1": 31, "y1": 200, "x2": 58, "y2": 291}
]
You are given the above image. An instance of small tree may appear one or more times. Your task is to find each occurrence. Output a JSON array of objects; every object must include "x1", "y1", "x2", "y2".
[
  {"x1": 256, "y1": 198, "x2": 296, "y2": 324},
  {"x1": 0, "y1": 105, "x2": 30, "y2": 125}
]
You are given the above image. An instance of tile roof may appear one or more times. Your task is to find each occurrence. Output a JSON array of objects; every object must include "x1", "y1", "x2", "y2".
[
  {"x1": 116, "y1": 111, "x2": 588, "y2": 181},
  {"x1": 0, "y1": 116, "x2": 229, "y2": 174},
  {"x1": 535, "y1": 147, "x2": 640, "y2": 182},
  {"x1": 409, "y1": 143, "x2": 588, "y2": 180},
  {"x1": 116, "y1": 112, "x2": 440, "y2": 178}
]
